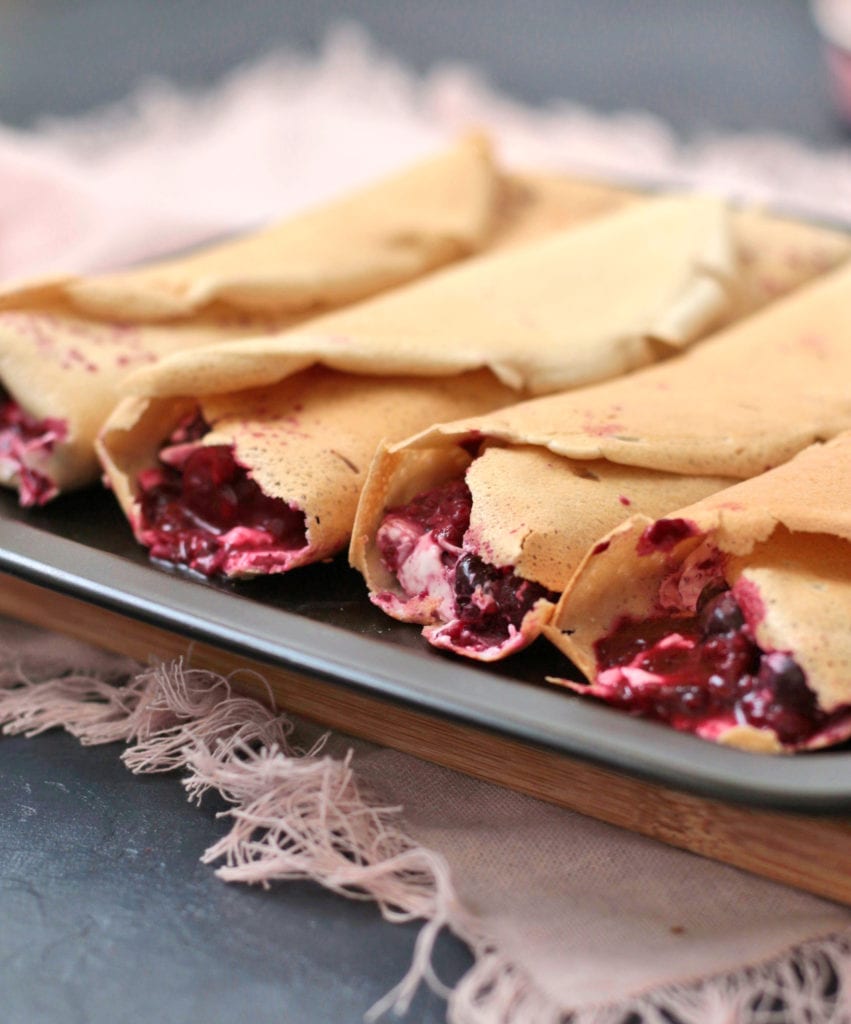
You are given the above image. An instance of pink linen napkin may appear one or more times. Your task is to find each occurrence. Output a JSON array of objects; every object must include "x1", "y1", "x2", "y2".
[{"x1": 1, "y1": 28, "x2": 849, "y2": 1023}]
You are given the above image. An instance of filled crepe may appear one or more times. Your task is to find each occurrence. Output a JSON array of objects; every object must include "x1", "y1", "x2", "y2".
[
  {"x1": 98, "y1": 192, "x2": 741, "y2": 577},
  {"x1": 546, "y1": 433, "x2": 851, "y2": 753},
  {"x1": 350, "y1": 260, "x2": 851, "y2": 660},
  {"x1": 98, "y1": 368, "x2": 516, "y2": 576},
  {"x1": 3, "y1": 136, "x2": 605, "y2": 505}
]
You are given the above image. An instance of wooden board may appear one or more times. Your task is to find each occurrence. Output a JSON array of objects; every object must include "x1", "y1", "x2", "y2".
[{"x1": 0, "y1": 571, "x2": 848, "y2": 905}]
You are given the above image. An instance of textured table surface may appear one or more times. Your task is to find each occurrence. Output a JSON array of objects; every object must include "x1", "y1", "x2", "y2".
[{"x1": 0, "y1": 3, "x2": 847, "y2": 1023}]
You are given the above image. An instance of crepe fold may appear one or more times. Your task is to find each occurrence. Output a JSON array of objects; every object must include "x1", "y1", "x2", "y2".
[
  {"x1": 546, "y1": 432, "x2": 851, "y2": 753},
  {"x1": 0, "y1": 138, "x2": 637, "y2": 504},
  {"x1": 97, "y1": 368, "x2": 516, "y2": 577},
  {"x1": 350, "y1": 260, "x2": 851, "y2": 661}
]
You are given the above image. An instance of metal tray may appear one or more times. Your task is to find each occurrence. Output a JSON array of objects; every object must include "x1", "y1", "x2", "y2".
[{"x1": 0, "y1": 485, "x2": 849, "y2": 814}]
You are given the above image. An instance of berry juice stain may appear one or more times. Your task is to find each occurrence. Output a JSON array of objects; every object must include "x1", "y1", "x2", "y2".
[{"x1": 636, "y1": 518, "x2": 698, "y2": 555}]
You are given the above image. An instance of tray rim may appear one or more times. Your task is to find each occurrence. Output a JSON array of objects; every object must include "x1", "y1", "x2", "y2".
[{"x1": 0, "y1": 502, "x2": 849, "y2": 815}]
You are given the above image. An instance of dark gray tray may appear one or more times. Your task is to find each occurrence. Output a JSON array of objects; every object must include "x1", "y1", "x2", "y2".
[{"x1": 0, "y1": 486, "x2": 848, "y2": 813}]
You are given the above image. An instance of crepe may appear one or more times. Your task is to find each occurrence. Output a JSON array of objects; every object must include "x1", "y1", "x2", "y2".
[
  {"x1": 120, "y1": 194, "x2": 851, "y2": 405},
  {"x1": 2, "y1": 137, "x2": 627, "y2": 505},
  {"x1": 491, "y1": 188, "x2": 851, "y2": 326},
  {"x1": 0, "y1": 134, "x2": 502, "y2": 319},
  {"x1": 350, "y1": 259, "x2": 851, "y2": 660},
  {"x1": 120, "y1": 192, "x2": 738, "y2": 400},
  {"x1": 97, "y1": 368, "x2": 516, "y2": 577},
  {"x1": 546, "y1": 433, "x2": 851, "y2": 753}
]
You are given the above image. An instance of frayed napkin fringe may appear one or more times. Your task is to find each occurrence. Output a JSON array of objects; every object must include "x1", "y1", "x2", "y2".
[
  {"x1": 449, "y1": 932, "x2": 851, "y2": 1024},
  {"x1": 577, "y1": 932, "x2": 851, "y2": 1024},
  {"x1": 0, "y1": 658, "x2": 463, "y2": 1019},
  {"x1": 1, "y1": 656, "x2": 849, "y2": 1023}
]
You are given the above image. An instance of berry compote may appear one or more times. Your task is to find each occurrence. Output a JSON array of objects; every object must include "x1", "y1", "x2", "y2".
[
  {"x1": 592, "y1": 584, "x2": 828, "y2": 746},
  {"x1": 136, "y1": 413, "x2": 307, "y2": 576},
  {"x1": 376, "y1": 478, "x2": 557, "y2": 653},
  {"x1": 0, "y1": 389, "x2": 66, "y2": 506}
]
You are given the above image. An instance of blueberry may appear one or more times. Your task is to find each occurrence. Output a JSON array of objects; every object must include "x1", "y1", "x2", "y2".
[
  {"x1": 733, "y1": 653, "x2": 819, "y2": 743},
  {"x1": 387, "y1": 479, "x2": 471, "y2": 549},
  {"x1": 698, "y1": 590, "x2": 745, "y2": 636},
  {"x1": 757, "y1": 653, "x2": 812, "y2": 711}
]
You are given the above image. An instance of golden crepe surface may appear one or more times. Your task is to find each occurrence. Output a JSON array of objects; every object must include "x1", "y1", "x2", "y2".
[
  {"x1": 547, "y1": 433, "x2": 851, "y2": 754},
  {"x1": 350, "y1": 259, "x2": 851, "y2": 661},
  {"x1": 1, "y1": 137, "x2": 573, "y2": 505},
  {"x1": 97, "y1": 368, "x2": 515, "y2": 578},
  {"x1": 122, "y1": 192, "x2": 739, "y2": 400}
]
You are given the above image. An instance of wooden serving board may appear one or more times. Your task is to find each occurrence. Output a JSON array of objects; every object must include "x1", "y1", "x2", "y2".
[{"x1": 1, "y1": 571, "x2": 849, "y2": 906}]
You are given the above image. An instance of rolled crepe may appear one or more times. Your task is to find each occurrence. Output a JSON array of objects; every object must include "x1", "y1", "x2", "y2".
[
  {"x1": 104, "y1": 195, "x2": 851, "y2": 583},
  {"x1": 1, "y1": 137, "x2": 627, "y2": 504},
  {"x1": 479, "y1": 183, "x2": 851, "y2": 320},
  {"x1": 98, "y1": 192, "x2": 740, "y2": 577},
  {"x1": 0, "y1": 135, "x2": 502, "y2": 319},
  {"x1": 120, "y1": 192, "x2": 739, "y2": 400},
  {"x1": 97, "y1": 368, "x2": 516, "y2": 577},
  {"x1": 350, "y1": 259, "x2": 851, "y2": 660},
  {"x1": 546, "y1": 433, "x2": 851, "y2": 753}
]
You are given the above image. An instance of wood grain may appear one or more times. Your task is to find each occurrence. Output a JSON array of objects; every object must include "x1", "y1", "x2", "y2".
[{"x1": 1, "y1": 572, "x2": 848, "y2": 904}]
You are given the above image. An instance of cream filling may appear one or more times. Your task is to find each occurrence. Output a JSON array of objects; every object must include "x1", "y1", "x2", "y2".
[{"x1": 374, "y1": 515, "x2": 460, "y2": 622}]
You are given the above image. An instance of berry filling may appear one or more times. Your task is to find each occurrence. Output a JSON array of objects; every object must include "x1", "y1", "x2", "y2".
[
  {"x1": 0, "y1": 389, "x2": 66, "y2": 506},
  {"x1": 591, "y1": 584, "x2": 835, "y2": 745},
  {"x1": 376, "y1": 478, "x2": 557, "y2": 652},
  {"x1": 136, "y1": 413, "x2": 307, "y2": 577}
]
